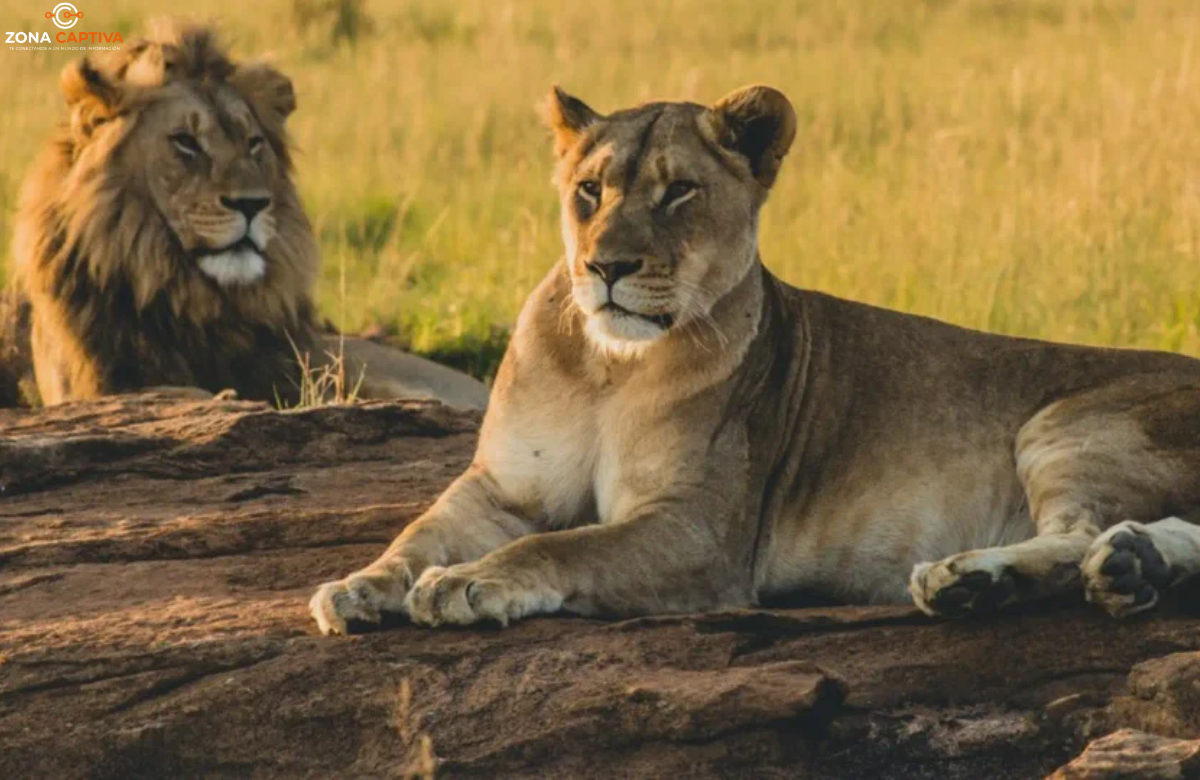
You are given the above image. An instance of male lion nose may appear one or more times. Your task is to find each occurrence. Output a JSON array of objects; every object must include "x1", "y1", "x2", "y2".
[
  {"x1": 220, "y1": 196, "x2": 271, "y2": 222},
  {"x1": 586, "y1": 258, "x2": 643, "y2": 285}
]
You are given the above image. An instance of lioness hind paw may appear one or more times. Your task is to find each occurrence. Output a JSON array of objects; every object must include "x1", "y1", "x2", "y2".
[
  {"x1": 1083, "y1": 523, "x2": 1171, "y2": 618},
  {"x1": 910, "y1": 557, "x2": 1017, "y2": 618}
]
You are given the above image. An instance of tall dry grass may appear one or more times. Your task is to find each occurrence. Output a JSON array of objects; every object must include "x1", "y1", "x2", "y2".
[{"x1": 2, "y1": 0, "x2": 1199, "y2": 377}]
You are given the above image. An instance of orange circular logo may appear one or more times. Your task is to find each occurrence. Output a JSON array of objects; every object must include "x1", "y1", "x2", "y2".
[{"x1": 45, "y1": 3, "x2": 83, "y2": 30}]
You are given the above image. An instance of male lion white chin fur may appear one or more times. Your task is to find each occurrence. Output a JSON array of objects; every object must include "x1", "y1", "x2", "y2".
[
  {"x1": 584, "y1": 309, "x2": 665, "y2": 359},
  {"x1": 199, "y1": 248, "x2": 266, "y2": 286}
]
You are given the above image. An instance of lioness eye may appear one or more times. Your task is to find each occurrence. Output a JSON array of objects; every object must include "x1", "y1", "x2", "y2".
[
  {"x1": 249, "y1": 136, "x2": 265, "y2": 156},
  {"x1": 662, "y1": 180, "x2": 698, "y2": 208},
  {"x1": 169, "y1": 132, "x2": 202, "y2": 157},
  {"x1": 577, "y1": 180, "x2": 601, "y2": 202}
]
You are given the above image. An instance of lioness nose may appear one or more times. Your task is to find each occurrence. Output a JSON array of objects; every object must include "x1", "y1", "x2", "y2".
[
  {"x1": 221, "y1": 196, "x2": 271, "y2": 222},
  {"x1": 586, "y1": 258, "x2": 643, "y2": 285}
]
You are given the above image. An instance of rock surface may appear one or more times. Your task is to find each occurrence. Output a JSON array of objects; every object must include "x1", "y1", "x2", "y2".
[
  {"x1": 325, "y1": 335, "x2": 490, "y2": 411},
  {"x1": 1047, "y1": 729, "x2": 1200, "y2": 779},
  {"x1": 1, "y1": 396, "x2": 1198, "y2": 779}
]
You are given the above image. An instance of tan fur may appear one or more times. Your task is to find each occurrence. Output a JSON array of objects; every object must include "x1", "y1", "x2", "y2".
[
  {"x1": 10, "y1": 24, "x2": 319, "y2": 405},
  {"x1": 311, "y1": 86, "x2": 1200, "y2": 635}
]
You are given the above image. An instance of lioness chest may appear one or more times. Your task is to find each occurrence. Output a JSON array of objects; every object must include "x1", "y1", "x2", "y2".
[
  {"x1": 477, "y1": 267, "x2": 739, "y2": 529},
  {"x1": 481, "y1": 373, "x2": 724, "y2": 529}
]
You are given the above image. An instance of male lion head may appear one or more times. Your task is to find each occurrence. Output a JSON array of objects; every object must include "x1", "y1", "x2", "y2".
[
  {"x1": 543, "y1": 85, "x2": 796, "y2": 358},
  {"x1": 10, "y1": 23, "x2": 319, "y2": 404},
  {"x1": 43, "y1": 23, "x2": 315, "y2": 290}
]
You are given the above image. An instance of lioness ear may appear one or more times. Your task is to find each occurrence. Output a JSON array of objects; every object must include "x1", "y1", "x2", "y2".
[
  {"x1": 708, "y1": 85, "x2": 796, "y2": 188},
  {"x1": 60, "y1": 57, "x2": 121, "y2": 139},
  {"x1": 541, "y1": 86, "x2": 600, "y2": 157},
  {"x1": 232, "y1": 63, "x2": 297, "y2": 122}
]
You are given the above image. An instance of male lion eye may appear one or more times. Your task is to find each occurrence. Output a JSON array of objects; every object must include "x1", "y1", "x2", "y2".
[
  {"x1": 662, "y1": 181, "x2": 698, "y2": 208},
  {"x1": 249, "y1": 136, "x2": 265, "y2": 156},
  {"x1": 169, "y1": 132, "x2": 202, "y2": 157},
  {"x1": 577, "y1": 180, "x2": 601, "y2": 202}
]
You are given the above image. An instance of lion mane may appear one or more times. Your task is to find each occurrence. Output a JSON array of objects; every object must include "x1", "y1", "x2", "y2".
[{"x1": 8, "y1": 23, "x2": 319, "y2": 405}]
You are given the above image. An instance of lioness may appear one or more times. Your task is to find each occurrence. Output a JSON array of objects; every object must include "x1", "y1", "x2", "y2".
[{"x1": 311, "y1": 86, "x2": 1200, "y2": 634}]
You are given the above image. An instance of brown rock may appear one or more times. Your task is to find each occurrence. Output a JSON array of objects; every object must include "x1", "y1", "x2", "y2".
[
  {"x1": 1100, "y1": 652, "x2": 1200, "y2": 739},
  {"x1": 326, "y1": 335, "x2": 490, "y2": 410},
  {"x1": 1, "y1": 396, "x2": 1199, "y2": 779},
  {"x1": 1048, "y1": 729, "x2": 1200, "y2": 779}
]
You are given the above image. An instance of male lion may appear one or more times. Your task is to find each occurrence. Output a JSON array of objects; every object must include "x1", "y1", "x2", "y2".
[
  {"x1": 311, "y1": 86, "x2": 1200, "y2": 634},
  {"x1": 10, "y1": 24, "x2": 320, "y2": 405}
]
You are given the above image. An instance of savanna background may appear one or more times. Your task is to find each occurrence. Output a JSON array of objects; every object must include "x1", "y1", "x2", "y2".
[{"x1": 2, "y1": 0, "x2": 1199, "y2": 380}]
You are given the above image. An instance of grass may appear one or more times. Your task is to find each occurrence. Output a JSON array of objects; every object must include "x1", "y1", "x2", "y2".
[
  {"x1": 279, "y1": 334, "x2": 366, "y2": 409},
  {"x1": 2, "y1": 0, "x2": 1200, "y2": 381}
]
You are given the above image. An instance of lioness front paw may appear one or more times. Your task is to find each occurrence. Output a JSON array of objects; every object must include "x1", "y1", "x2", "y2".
[
  {"x1": 310, "y1": 578, "x2": 383, "y2": 635},
  {"x1": 910, "y1": 553, "x2": 1017, "y2": 618},
  {"x1": 1083, "y1": 522, "x2": 1172, "y2": 618},
  {"x1": 405, "y1": 564, "x2": 562, "y2": 627},
  {"x1": 310, "y1": 568, "x2": 412, "y2": 636}
]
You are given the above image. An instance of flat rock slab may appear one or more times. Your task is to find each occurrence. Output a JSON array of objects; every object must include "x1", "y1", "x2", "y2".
[
  {"x1": 1, "y1": 396, "x2": 1198, "y2": 779},
  {"x1": 1049, "y1": 729, "x2": 1200, "y2": 779}
]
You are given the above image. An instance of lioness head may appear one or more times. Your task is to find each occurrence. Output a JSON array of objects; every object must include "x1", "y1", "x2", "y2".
[
  {"x1": 57, "y1": 24, "x2": 307, "y2": 288},
  {"x1": 543, "y1": 85, "x2": 796, "y2": 357}
]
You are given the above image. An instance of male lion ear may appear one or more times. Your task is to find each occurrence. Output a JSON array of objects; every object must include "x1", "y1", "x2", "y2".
[
  {"x1": 60, "y1": 57, "x2": 121, "y2": 140},
  {"x1": 231, "y1": 63, "x2": 297, "y2": 123},
  {"x1": 708, "y1": 85, "x2": 797, "y2": 189},
  {"x1": 540, "y1": 86, "x2": 600, "y2": 157}
]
